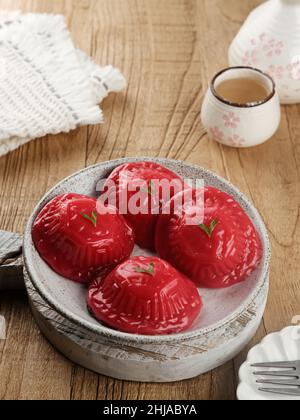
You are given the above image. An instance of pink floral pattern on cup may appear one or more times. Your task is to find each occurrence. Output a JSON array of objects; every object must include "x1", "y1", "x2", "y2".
[
  {"x1": 287, "y1": 61, "x2": 300, "y2": 81},
  {"x1": 267, "y1": 64, "x2": 284, "y2": 80},
  {"x1": 223, "y1": 112, "x2": 240, "y2": 128},
  {"x1": 227, "y1": 135, "x2": 246, "y2": 148},
  {"x1": 263, "y1": 39, "x2": 283, "y2": 58},
  {"x1": 208, "y1": 128, "x2": 246, "y2": 148},
  {"x1": 242, "y1": 50, "x2": 258, "y2": 67},
  {"x1": 259, "y1": 33, "x2": 267, "y2": 42},
  {"x1": 247, "y1": 33, "x2": 284, "y2": 59},
  {"x1": 250, "y1": 33, "x2": 266, "y2": 46},
  {"x1": 209, "y1": 126, "x2": 224, "y2": 142}
]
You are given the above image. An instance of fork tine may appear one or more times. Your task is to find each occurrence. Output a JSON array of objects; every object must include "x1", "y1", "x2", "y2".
[
  {"x1": 253, "y1": 370, "x2": 298, "y2": 377},
  {"x1": 252, "y1": 361, "x2": 296, "y2": 369},
  {"x1": 259, "y1": 387, "x2": 300, "y2": 397},
  {"x1": 257, "y1": 378, "x2": 300, "y2": 386}
]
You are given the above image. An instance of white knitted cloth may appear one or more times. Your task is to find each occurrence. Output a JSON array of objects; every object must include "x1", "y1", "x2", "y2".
[{"x1": 0, "y1": 12, "x2": 126, "y2": 157}]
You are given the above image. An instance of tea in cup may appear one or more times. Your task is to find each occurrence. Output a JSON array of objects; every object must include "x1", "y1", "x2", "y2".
[{"x1": 201, "y1": 67, "x2": 281, "y2": 148}]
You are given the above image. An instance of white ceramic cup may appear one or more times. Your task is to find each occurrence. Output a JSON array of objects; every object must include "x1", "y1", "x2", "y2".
[{"x1": 201, "y1": 67, "x2": 281, "y2": 148}]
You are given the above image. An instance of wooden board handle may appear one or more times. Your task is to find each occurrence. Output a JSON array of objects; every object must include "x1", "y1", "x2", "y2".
[{"x1": 0, "y1": 231, "x2": 24, "y2": 290}]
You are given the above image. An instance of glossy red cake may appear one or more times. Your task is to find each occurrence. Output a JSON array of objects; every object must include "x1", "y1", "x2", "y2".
[
  {"x1": 101, "y1": 162, "x2": 184, "y2": 250},
  {"x1": 155, "y1": 187, "x2": 263, "y2": 288},
  {"x1": 32, "y1": 193, "x2": 135, "y2": 284},
  {"x1": 87, "y1": 256, "x2": 203, "y2": 335}
]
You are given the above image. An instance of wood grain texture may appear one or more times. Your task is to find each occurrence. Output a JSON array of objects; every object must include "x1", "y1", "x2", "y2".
[{"x1": 0, "y1": 0, "x2": 299, "y2": 400}]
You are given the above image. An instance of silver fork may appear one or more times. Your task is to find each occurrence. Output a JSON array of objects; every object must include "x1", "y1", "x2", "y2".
[{"x1": 252, "y1": 361, "x2": 300, "y2": 397}]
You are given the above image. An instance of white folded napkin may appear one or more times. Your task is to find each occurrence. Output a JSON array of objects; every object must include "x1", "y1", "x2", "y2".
[{"x1": 0, "y1": 12, "x2": 126, "y2": 157}]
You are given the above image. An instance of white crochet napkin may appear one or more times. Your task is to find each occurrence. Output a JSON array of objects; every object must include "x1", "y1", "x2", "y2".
[{"x1": 0, "y1": 12, "x2": 126, "y2": 157}]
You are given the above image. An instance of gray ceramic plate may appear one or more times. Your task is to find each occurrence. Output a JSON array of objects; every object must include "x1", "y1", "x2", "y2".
[{"x1": 23, "y1": 158, "x2": 271, "y2": 345}]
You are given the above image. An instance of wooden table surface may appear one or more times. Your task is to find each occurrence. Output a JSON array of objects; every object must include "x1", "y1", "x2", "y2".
[{"x1": 0, "y1": 0, "x2": 299, "y2": 401}]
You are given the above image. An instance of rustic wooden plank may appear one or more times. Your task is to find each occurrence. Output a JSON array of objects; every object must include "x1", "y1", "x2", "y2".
[{"x1": 0, "y1": 0, "x2": 89, "y2": 400}]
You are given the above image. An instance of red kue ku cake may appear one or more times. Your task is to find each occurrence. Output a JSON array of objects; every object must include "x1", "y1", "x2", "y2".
[
  {"x1": 87, "y1": 256, "x2": 203, "y2": 335},
  {"x1": 155, "y1": 187, "x2": 263, "y2": 289},
  {"x1": 101, "y1": 162, "x2": 184, "y2": 250},
  {"x1": 32, "y1": 193, "x2": 135, "y2": 284}
]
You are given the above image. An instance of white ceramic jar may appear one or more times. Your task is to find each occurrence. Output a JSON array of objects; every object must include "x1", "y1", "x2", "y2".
[
  {"x1": 201, "y1": 67, "x2": 281, "y2": 148},
  {"x1": 229, "y1": 0, "x2": 300, "y2": 104}
]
